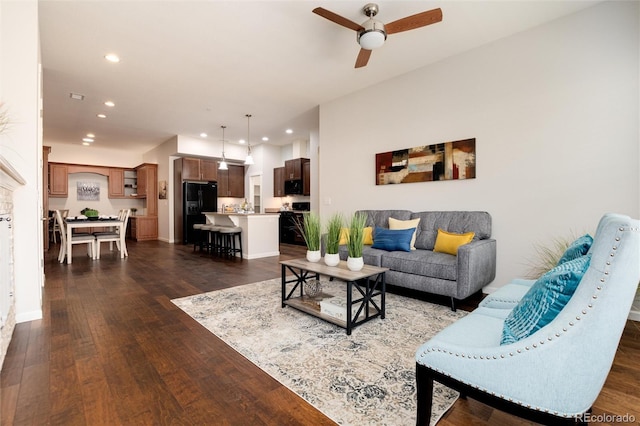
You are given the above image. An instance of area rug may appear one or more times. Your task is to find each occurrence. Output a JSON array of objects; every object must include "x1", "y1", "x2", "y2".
[{"x1": 172, "y1": 278, "x2": 466, "y2": 425}]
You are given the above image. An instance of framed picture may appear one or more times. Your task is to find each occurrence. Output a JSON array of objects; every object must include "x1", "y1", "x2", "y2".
[
  {"x1": 376, "y1": 138, "x2": 476, "y2": 185},
  {"x1": 77, "y1": 181, "x2": 100, "y2": 201}
]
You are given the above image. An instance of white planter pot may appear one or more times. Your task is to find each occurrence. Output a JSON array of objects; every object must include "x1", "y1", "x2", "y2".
[
  {"x1": 324, "y1": 253, "x2": 340, "y2": 267},
  {"x1": 306, "y1": 250, "x2": 321, "y2": 263},
  {"x1": 347, "y1": 256, "x2": 364, "y2": 271}
]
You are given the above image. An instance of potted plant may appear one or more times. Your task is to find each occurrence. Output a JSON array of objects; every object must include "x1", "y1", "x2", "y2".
[
  {"x1": 294, "y1": 212, "x2": 321, "y2": 262},
  {"x1": 324, "y1": 212, "x2": 343, "y2": 266},
  {"x1": 346, "y1": 212, "x2": 367, "y2": 271}
]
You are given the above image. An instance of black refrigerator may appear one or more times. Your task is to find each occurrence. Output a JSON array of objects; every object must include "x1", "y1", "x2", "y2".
[{"x1": 183, "y1": 181, "x2": 217, "y2": 244}]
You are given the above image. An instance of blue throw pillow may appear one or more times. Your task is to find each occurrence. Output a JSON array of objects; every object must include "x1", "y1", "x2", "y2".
[
  {"x1": 500, "y1": 254, "x2": 591, "y2": 345},
  {"x1": 557, "y1": 234, "x2": 593, "y2": 265},
  {"x1": 371, "y1": 227, "x2": 415, "y2": 252}
]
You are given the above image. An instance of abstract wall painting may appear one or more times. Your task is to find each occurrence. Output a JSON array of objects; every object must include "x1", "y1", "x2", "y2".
[
  {"x1": 77, "y1": 181, "x2": 100, "y2": 201},
  {"x1": 376, "y1": 138, "x2": 476, "y2": 185}
]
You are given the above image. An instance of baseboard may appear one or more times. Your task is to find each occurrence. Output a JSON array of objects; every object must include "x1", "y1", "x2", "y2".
[{"x1": 16, "y1": 309, "x2": 42, "y2": 323}]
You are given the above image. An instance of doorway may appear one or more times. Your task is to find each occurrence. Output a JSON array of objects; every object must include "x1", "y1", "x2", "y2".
[{"x1": 249, "y1": 175, "x2": 262, "y2": 213}]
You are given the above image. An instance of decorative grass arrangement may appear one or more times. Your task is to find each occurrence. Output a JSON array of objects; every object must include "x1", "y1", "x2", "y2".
[
  {"x1": 526, "y1": 232, "x2": 581, "y2": 279},
  {"x1": 347, "y1": 212, "x2": 367, "y2": 258},
  {"x1": 325, "y1": 213, "x2": 343, "y2": 255},
  {"x1": 294, "y1": 212, "x2": 321, "y2": 252}
]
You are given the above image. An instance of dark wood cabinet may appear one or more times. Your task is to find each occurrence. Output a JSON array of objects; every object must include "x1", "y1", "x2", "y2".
[
  {"x1": 284, "y1": 158, "x2": 308, "y2": 180},
  {"x1": 218, "y1": 164, "x2": 244, "y2": 198},
  {"x1": 180, "y1": 157, "x2": 218, "y2": 181},
  {"x1": 49, "y1": 163, "x2": 68, "y2": 197},
  {"x1": 274, "y1": 167, "x2": 285, "y2": 197},
  {"x1": 303, "y1": 161, "x2": 310, "y2": 196},
  {"x1": 200, "y1": 159, "x2": 218, "y2": 181}
]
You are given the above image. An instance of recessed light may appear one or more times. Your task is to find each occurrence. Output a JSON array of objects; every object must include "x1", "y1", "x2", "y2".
[
  {"x1": 105, "y1": 54, "x2": 120, "y2": 63},
  {"x1": 104, "y1": 101, "x2": 115, "y2": 107},
  {"x1": 86, "y1": 133, "x2": 95, "y2": 138},
  {"x1": 82, "y1": 142, "x2": 91, "y2": 146},
  {"x1": 239, "y1": 139, "x2": 246, "y2": 144},
  {"x1": 69, "y1": 93, "x2": 85, "y2": 101},
  {"x1": 262, "y1": 137, "x2": 269, "y2": 141},
  {"x1": 200, "y1": 133, "x2": 208, "y2": 138},
  {"x1": 82, "y1": 138, "x2": 94, "y2": 143},
  {"x1": 285, "y1": 129, "x2": 293, "y2": 134},
  {"x1": 97, "y1": 114, "x2": 107, "y2": 119}
]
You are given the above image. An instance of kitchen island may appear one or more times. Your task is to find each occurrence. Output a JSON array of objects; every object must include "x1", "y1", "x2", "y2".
[{"x1": 202, "y1": 212, "x2": 280, "y2": 259}]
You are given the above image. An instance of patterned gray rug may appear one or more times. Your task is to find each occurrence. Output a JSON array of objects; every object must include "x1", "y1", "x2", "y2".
[{"x1": 172, "y1": 278, "x2": 466, "y2": 425}]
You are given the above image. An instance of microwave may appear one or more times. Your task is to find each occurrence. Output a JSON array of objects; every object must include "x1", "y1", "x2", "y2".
[{"x1": 284, "y1": 179, "x2": 303, "y2": 195}]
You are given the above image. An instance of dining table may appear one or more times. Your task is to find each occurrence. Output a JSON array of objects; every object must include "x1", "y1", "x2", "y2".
[{"x1": 65, "y1": 218, "x2": 126, "y2": 264}]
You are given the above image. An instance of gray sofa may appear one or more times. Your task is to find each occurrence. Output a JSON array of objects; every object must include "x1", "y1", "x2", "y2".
[{"x1": 337, "y1": 210, "x2": 496, "y2": 310}]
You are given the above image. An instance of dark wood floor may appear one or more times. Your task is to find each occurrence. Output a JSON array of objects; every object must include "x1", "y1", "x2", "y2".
[{"x1": 2, "y1": 240, "x2": 639, "y2": 425}]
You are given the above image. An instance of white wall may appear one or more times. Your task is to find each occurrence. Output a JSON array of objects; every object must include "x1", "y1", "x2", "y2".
[
  {"x1": 0, "y1": 0, "x2": 43, "y2": 323},
  {"x1": 319, "y1": 2, "x2": 639, "y2": 290}
]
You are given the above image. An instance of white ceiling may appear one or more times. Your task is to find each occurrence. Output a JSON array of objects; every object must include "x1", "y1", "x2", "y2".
[{"x1": 39, "y1": 1, "x2": 600, "y2": 153}]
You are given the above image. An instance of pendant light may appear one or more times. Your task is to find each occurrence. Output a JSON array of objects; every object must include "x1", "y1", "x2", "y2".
[
  {"x1": 244, "y1": 114, "x2": 254, "y2": 165},
  {"x1": 219, "y1": 125, "x2": 228, "y2": 170}
]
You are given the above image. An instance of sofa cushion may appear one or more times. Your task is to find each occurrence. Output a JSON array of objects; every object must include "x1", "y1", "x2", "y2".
[
  {"x1": 388, "y1": 217, "x2": 420, "y2": 250},
  {"x1": 357, "y1": 210, "x2": 412, "y2": 230},
  {"x1": 371, "y1": 227, "x2": 414, "y2": 252},
  {"x1": 411, "y1": 211, "x2": 492, "y2": 250},
  {"x1": 500, "y1": 254, "x2": 591, "y2": 345},
  {"x1": 381, "y1": 250, "x2": 457, "y2": 281},
  {"x1": 557, "y1": 234, "x2": 593, "y2": 265},
  {"x1": 433, "y1": 229, "x2": 475, "y2": 255},
  {"x1": 339, "y1": 227, "x2": 373, "y2": 245}
]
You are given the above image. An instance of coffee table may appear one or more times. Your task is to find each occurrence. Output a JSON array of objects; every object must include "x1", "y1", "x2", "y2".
[{"x1": 280, "y1": 258, "x2": 388, "y2": 335}]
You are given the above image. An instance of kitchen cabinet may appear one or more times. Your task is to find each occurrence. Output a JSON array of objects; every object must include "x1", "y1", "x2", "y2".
[
  {"x1": 128, "y1": 216, "x2": 158, "y2": 241},
  {"x1": 303, "y1": 161, "x2": 310, "y2": 196},
  {"x1": 218, "y1": 164, "x2": 244, "y2": 198},
  {"x1": 108, "y1": 168, "x2": 125, "y2": 198},
  {"x1": 274, "y1": 167, "x2": 285, "y2": 197},
  {"x1": 49, "y1": 163, "x2": 68, "y2": 197},
  {"x1": 179, "y1": 157, "x2": 218, "y2": 181},
  {"x1": 135, "y1": 163, "x2": 157, "y2": 216},
  {"x1": 284, "y1": 158, "x2": 308, "y2": 180}
]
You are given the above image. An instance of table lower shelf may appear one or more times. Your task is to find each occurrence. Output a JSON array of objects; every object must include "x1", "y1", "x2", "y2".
[{"x1": 283, "y1": 293, "x2": 381, "y2": 331}]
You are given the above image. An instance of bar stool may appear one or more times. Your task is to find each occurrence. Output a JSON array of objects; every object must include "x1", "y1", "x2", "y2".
[
  {"x1": 193, "y1": 223, "x2": 206, "y2": 252},
  {"x1": 202, "y1": 224, "x2": 223, "y2": 254},
  {"x1": 218, "y1": 226, "x2": 243, "y2": 259}
]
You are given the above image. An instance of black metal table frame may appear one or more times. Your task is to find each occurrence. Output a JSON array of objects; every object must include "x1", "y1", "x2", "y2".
[{"x1": 281, "y1": 264, "x2": 386, "y2": 335}]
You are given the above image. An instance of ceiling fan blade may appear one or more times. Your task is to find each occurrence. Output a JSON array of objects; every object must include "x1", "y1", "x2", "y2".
[
  {"x1": 313, "y1": 7, "x2": 364, "y2": 32},
  {"x1": 355, "y1": 48, "x2": 372, "y2": 68},
  {"x1": 385, "y1": 8, "x2": 443, "y2": 35}
]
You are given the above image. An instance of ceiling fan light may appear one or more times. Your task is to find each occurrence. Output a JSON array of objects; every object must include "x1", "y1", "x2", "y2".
[{"x1": 358, "y1": 30, "x2": 386, "y2": 50}]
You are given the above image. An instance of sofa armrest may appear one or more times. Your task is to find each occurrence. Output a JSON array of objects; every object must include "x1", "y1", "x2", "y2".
[{"x1": 456, "y1": 238, "x2": 496, "y2": 299}]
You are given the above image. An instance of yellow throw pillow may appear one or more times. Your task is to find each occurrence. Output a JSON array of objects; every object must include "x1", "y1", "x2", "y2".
[
  {"x1": 363, "y1": 227, "x2": 373, "y2": 245},
  {"x1": 339, "y1": 227, "x2": 349, "y2": 245},
  {"x1": 339, "y1": 227, "x2": 374, "y2": 245},
  {"x1": 433, "y1": 229, "x2": 475, "y2": 255},
  {"x1": 388, "y1": 217, "x2": 420, "y2": 250}
]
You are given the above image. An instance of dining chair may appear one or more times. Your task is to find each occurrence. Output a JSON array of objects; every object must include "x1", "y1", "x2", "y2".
[
  {"x1": 51, "y1": 209, "x2": 68, "y2": 243},
  {"x1": 54, "y1": 209, "x2": 95, "y2": 263},
  {"x1": 94, "y1": 209, "x2": 130, "y2": 259}
]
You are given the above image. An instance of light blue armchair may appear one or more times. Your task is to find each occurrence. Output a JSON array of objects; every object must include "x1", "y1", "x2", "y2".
[{"x1": 415, "y1": 213, "x2": 640, "y2": 425}]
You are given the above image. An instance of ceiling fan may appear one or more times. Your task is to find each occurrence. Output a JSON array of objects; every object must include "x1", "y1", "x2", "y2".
[{"x1": 313, "y1": 3, "x2": 443, "y2": 68}]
